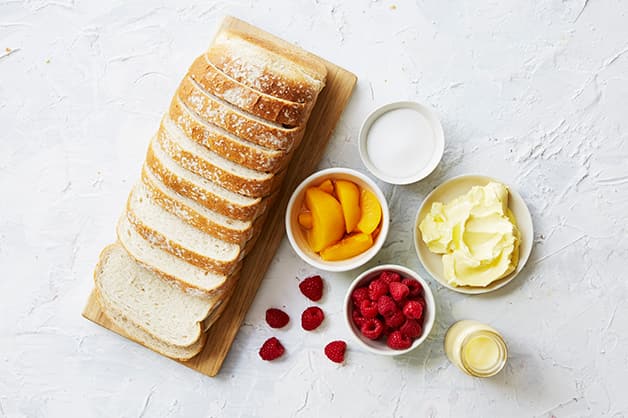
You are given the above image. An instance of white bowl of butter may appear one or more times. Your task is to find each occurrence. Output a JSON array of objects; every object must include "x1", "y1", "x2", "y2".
[{"x1": 414, "y1": 175, "x2": 533, "y2": 294}]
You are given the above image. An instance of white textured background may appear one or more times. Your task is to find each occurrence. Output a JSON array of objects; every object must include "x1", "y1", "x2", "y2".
[{"x1": 1, "y1": 0, "x2": 627, "y2": 417}]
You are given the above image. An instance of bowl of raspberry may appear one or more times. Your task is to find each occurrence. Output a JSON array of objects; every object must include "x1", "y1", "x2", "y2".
[{"x1": 344, "y1": 264, "x2": 436, "y2": 355}]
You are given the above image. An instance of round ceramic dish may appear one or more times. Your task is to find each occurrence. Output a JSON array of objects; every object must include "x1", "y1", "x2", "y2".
[
  {"x1": 358, "y1": 101, "x2": 444, "y2": 185},
  {"x1": 285, "y1": 168, "x2": 389, "y2": 272},
  {"x1": 343, "y1": 264, "x2": 436, "y2": 356},
  {"x1": 414, "y1": 174, "x2": 534, "y2": 294}
]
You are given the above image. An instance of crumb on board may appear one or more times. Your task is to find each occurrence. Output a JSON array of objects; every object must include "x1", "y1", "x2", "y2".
[
  {"x1": 390, "y1": 4, "x2": 397, "y2": 10},
  {"x1": 5, "y1": 47, "x2": 11, "y2": 52},
  {"x1": 45, "y1": 58, "x2": 51, "y2": 64}
]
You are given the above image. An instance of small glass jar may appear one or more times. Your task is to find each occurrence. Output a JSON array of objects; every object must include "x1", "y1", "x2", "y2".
[{"x1": 444, "y1": 320, "x2": 508, "y2": 378}]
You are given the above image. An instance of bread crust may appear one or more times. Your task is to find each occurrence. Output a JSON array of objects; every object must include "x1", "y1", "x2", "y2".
[
  {"x1": 169, "y1": 97, "x2": 290, "y2": 174},
  {"x1": 178, "y1": 76, "x2": 304, "y2": 151},
  {"x1": 157, "y1": 120, "x2": 284, "y2": 198},
  {"x1": 188, "y1": 55, "x2": 313, "y2": 128}
]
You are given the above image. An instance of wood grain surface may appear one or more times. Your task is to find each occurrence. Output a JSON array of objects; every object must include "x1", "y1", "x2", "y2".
[{"x1": 82, "y1": 16, "x2": 357, "y2": 377}]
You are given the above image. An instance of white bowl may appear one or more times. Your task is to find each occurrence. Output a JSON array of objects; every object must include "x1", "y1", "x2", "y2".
[
  {"x1": 343, "y1": 264, "x2": 436, "y2": 356},
  {"x1": 358, "y1": 101, "x2": 444, "y2": 185},
  {"x1": 285, "y1": 168, "x2": 389, "y2": 272},
  {"x1": 414, "y1": 174, "x2": 534, "y2": 294}
]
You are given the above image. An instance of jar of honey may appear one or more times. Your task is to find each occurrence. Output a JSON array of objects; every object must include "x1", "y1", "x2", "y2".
[{"x1": 444, "y1": 320, "x2": 508, "y2": 378}]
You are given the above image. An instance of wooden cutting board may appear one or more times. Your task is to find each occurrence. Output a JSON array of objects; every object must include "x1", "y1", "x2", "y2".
[{"x1": 82, "y1": 16, "x2": 357, "y2": 377}]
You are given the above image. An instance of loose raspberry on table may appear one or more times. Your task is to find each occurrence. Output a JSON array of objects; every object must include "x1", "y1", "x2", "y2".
[
  {"x1": 352, "y1": 309, "x2": 367, "y2": 328},
  {"x1": 360, "y1": 318, "x2": 384, "y2": 340},
  {"x1": 368, "y1": 279, "x2": 389, "y2": 301},
  {"x1": 402, "y1": 278, "x2": 423, "y2": 298},
  {"x1": 299, "y1": 275, "x2": 324, "y2": 301},
  {"x1": 351, "y1": 287, "x2": 370, "y2": 307},
  {"x1": 399, "y1": 319, "x2": 422, "y2": 339},
  {"x1": 359, "y1": 299, "x2": 378, "y2": 318},
  {"x1": 380, "y1": 271, "x2": 401, "y2": 284},
  {"x1": 377, "y1": 295, "x2": 397, "y2": 317},
  {"x1": 389, "y1": 282, "x2": 409, "y2": 302},
  {"x1": 259, "y1": 337, "x2": 285, "y2": 361},
  {"x1": 301, "y1": 306, "x2": 325, "y2": 331},
  {"x1": 265, "y1": 308, "x2": 290, "y2": 329},
  {"x1": 403, "y1": 300, "x2": 424, "y2": 320},
  {"x1": 384, "y1": 310, "x2": 405, "y2": 329},
  {"x1": 324, "y1": 340, "x2": 347, "y2": 364},
  {"x1": 387, "y1": 330, "x2": 412, "y2": 350}
]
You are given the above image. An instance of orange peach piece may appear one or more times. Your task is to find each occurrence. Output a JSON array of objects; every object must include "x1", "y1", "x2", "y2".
[
  {"x1": 305, "y1": 187, "x2": 345, "y2": 252},
  {"x1": 335, "y1": 180, "x2": 361, "y2": 233},
  {"x1": 320, "y1": 233, "x2": 374, "y2": 261},
  {"x1": 318, "y1": 179, "x2": 335, "y2": 194},
  {"x1": 356, "y1": 188, "x2": 382, "y2": 235},
  {"x1": 298, "y1": 212, "x2": 313, "y2": 229}
]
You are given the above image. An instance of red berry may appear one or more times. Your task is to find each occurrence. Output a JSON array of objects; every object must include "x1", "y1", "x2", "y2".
[
  {"x1": 259, "y1": 337, "x2": 285, "y2": 361},
  {"x1": 301, "y1": 306, "x2": 325, "y2": 331},
  {"x1": 399, "y1": 319, "x2": 423, "y2": 339},
  {"x1": 324, "y1": 340, "x2": 347, "y2": 364},
  {"x1": 402, "y1": 278, "x2": 423, "y2": 297},
  {"x1": 377, "y1": 295, "x2": 397, "y2": 317},
  {"x1": 359, "y1": 299, "x2": 378, "y2": 318},
  {"x1": 368, "y1": 279, "x2": 388, "y2": 301},
  {"x1": 360, "y1": 318, "x2": 384, "y2": 340},
  {"x1": 380, "y1": 271, "x2": 401, "y2": 284},
  {"x1": 387, "y1": 330, "x2": 412, "y2": 350},
  {"x1": 265, "y1": 308, "x2": 290, "y2": 328},
  {"x1": 403, "y1": 300, "x2": 424, "y2": 320},
  {"x1": 299, "y1": 275, "x2": 324, "y2": 301},
  {"x1": 384, "y1": 310, "x2": 405, "y2": 329},
  {"x1": 352, "y1": 309, "x2": 367, "y2": 328},
  {"x1": 351, "y1": 287, "x2": 370, "y2": 307},
  {"x1": 389, "y1": 282, "x2": 409, "y2": 302}
]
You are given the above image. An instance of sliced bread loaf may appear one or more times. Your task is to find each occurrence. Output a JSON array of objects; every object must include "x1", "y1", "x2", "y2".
[
  {"x1": 117, "y1": 215, "x2": 235, "y2": 295},
  {"x1": 188, "y1": 54, "x2": 312, "y2": 128},
  {"x1": 158, "y1": 116, "x2": 283, "y2": 198},
  {"x1": 145, "y1": 136, "x2": 270, "y2": 221},
  {"x1": 208, "y1": 30, "x2": 326, "y2": 105},
  {"x1": 178, "y1": 76, "x2": 303, "y2": 151},
  {"x1": 94, "y1": 243, "x2": 218, "y2": 348},
  {"x1": 96, "y1": 288, "x2": 207, "y2": 361},
  {"x1": 141, "y1": 167, "x2": 263, "y2": 246},
  {"x1": 126, "y1": 182, "x2": 243, "y2": 275},
  {"x1": 169, "y1": 96, "x2": 290, "y2": 174}
]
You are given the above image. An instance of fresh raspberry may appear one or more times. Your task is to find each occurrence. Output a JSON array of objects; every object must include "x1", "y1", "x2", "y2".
[
  {"x1": 402, "y1": 278, "x2": 423, "y2": 297},
  {"x1": 259, "y1": 337, "x2": 285, "y2": 361},
  {"x1": 324, "y1": 340, "x2": 347, "y2": 364},
  {"x1": 360, "y1": 318, "x2": 384, "y2": 340},
  {"x1": 265, "y1": 308, "x2": 290, "y2": 328},
  {"x1": 359, "y1": 299, "x2": 378, "y2": 318},
  {"x1": 301, "y1": 306, "x2": 325, "y2": 331},
  {"x1": 351, "y1": 287, "x2": 370, "y2": 307},
  {"x1": 299, "y1": 275, "x2": 324, "y2": 301},
  {"x1": 352, "y1": 309, "x2": 367, "y2": 328},
  {"x1": 387, "y1": 330, "x2": 412, "y2": 350},
  {"x1": 403, "y1": 300, "x2": 424, "y2": 320},
  {"x1": 368, "y1": 279, "x2": 389, "y2": 301},
  {"x1": 384, "y1": 309, "x2": 405, "y2": 329},
  {"x1": 389, "y1": 282, "x2": 409, "y2": 302},
  {"x1": 400, "y1": 319, "x2": 423, "y2": 339},
  {"x1": 377, "y1": 295, "x2": 397, "y2": 317},
  {"x1": 380, "y1": 271, "x2": 401, "y2": 284}
]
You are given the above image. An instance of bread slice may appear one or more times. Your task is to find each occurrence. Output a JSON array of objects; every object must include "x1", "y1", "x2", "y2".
[
  {"x1": 169, "y1": 96, "x2": 289, "y2": 173},
  {"x1": 158, "y1": 115, "x2": 283, "y2": 198},
  {"x1": 208, "y1": 30, "x2": 326, "y2": 104},
  {"x1": 141, "y1": 166, "x2": 263, "y2": 246},
  {"x1": 126, "y1": 182, "x2": 243, "y2": 274},
  {"x1": 145, "y1": 135, "x2": 270, "y2": 221},
  {"x1": 177, "y1": 76, "x2": 303, "y2": 151},
  {"x1": 117, "y1": 215, "x2": 235, "y2": 295},
  {"x1": 94, "y1": 243, "x2": 219, "y2": 348},
  {"x1": 96, "y1": 288, "x2": 207, "y2": 361}
]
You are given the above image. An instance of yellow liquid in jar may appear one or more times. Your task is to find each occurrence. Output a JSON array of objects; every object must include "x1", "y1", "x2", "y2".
[{"x1": 462, "y1": 335, "x2": 500, "y2": 371}]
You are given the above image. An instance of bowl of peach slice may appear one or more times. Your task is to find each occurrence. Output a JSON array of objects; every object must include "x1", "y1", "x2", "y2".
[{"x1": 285, "y1": 168, "x2": 390, "y2": 271}]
